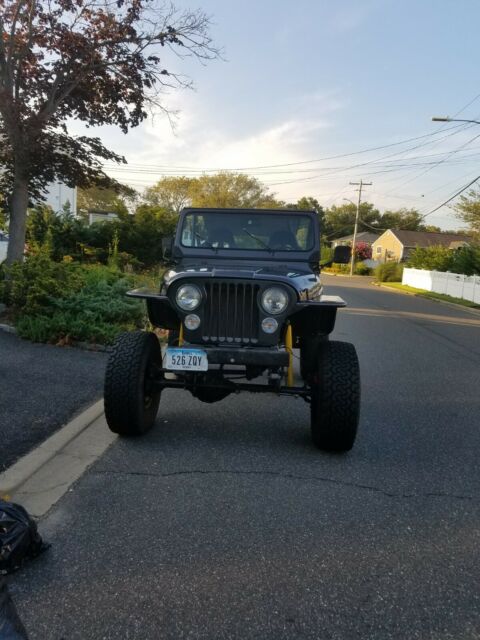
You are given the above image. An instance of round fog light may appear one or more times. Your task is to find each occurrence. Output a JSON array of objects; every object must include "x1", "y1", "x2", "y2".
[
  {"x1": 184, "y1": 314, "x2": 201, "y2": 330},
  {"x1": 261, "y1": 317, "x2": 278, "y2": 334}
]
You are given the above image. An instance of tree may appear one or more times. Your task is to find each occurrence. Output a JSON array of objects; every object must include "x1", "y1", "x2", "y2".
[
  {"x1": 0, "y1": 1, "x2": 219, "y2": 264},
  {"x1": 145, "y1": 177, "x2": 194, "y2": 214},
  {"x1": 77, "y1": 185, "x2": 137, "y2": 220},
  {"x1": 286, "y1": 196, "x2": 326, "y2": 233},
  {"x1": 189, "y1": 172, "x2": 282, "y2": 209},
  {"x1": 377, "y1": 208, "x2": 424, "y2": 231},
  {"x1": 324, "y1": 202, "x2": 380, "y2": 239},
  {"x1": 454, "y1": 188, "x2": 480, "y2": 238},
  {"x1": 144, "y1": 172, "x2": 282, "y2": 212}
]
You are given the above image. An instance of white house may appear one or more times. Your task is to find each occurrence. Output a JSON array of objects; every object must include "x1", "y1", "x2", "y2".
[
  {"x1": 0, "y1": 232, "x2": 8, "y2": 263},
  {"x1": 43, "y1": 182, "x2": 77, "y2": 215}
]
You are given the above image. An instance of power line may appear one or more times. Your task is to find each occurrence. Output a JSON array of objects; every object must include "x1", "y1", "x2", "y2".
[
  {"x1": 102, "y1": 122, "x2": 468, "y2": 174},
  {"x1": 419, "y1": 174, "x2": 480, "y2": 219}
]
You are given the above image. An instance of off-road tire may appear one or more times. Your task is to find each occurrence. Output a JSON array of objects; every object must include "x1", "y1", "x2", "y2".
[
  {"x1": 310, "y1": 340, "x2": 360, "y2": 452},
  {"x1": 104, "y1": 331, "x2": 162, "y2": 436}
]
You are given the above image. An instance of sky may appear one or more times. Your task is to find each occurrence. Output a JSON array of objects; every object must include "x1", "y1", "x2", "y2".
[{"x1": 72, "y1": 0, "x2": 480, "y2": 230}]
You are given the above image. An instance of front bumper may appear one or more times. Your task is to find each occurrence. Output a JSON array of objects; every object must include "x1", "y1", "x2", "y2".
[{"x1": 179, "y1": 345, "x2": 289, "y2": 368}]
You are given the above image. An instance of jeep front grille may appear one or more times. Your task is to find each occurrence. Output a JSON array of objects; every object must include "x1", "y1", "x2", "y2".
[{"x1": 202, "y1": 282, "x2": 260, "y2": 344}]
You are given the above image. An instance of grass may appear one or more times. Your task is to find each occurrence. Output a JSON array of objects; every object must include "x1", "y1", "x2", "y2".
[{"x1": 379, "y1": 282, "x2": 480, "y2": 310}]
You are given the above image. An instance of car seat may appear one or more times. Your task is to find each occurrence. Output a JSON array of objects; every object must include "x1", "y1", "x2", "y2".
[{"x1": 209, "y1": 227, "x2": 235, "y2": 248}]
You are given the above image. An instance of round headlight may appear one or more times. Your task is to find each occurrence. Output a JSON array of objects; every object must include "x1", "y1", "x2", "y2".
[
  {"x1": 261, "y1": 317, "x2": 278, "y2": 334},
  {"x1": 184, "y1": 314, "x2": 201, "y2": 330},
  {"x1": 176, "y1": 284, "x2": 202, "y2": 311},
  {"x1": 261, "y1": 287, "x2": 289, "y2": 315}
]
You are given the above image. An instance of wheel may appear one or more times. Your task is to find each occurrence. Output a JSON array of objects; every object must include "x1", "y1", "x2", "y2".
[
  {"x1": 300, "y1": 335, "x2": 328, "y2": 381},
  {"x1": 104, "y1": 331, "x2": 162, "y2": 436},
  {"x1": 310, "y1": 341, "x2": 360, "y2": 452}
]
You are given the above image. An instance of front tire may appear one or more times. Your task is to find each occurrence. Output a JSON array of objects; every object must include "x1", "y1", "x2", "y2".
[
  {"x1": 104, "y1": 331, "x2": 162, "y2": 436},
  {"x1": 310, "y1": 341, "x2": 360, "y2": 452}
]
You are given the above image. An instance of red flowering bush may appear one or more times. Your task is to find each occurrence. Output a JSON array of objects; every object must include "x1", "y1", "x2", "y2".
[{"x1": 354, "y1": 242, "x2": 372, "y2": 260}]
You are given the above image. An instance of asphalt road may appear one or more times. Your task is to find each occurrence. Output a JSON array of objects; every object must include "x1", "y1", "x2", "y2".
[
  {"x1": 0, "y1": 331, "x2": 108, "y2": 471},
  {"x1": 10, "y1": 276, "x2": 480, "y2": 639}
]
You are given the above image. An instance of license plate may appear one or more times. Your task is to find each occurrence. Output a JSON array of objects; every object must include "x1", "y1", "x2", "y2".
[{"x1": 165, "y1": 348, "x2": 208, "y2": 371}]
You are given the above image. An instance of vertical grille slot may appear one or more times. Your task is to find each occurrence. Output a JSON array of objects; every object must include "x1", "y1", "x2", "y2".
[{"x1": 203, "y1": 281, "x2": 259, "y2": 344}]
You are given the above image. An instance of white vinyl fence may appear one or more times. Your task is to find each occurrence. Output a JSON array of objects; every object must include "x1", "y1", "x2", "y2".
[
  {"x1": 0, "y1": 239, "x2": 8, "y2": 264},
  {"x1": 402, "y1": 267, "x2": 480, "y2": 304}
]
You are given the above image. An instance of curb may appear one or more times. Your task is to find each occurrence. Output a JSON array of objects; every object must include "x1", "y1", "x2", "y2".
[
  {"x1": 0, "y1": 399, "x2": 105, "y2": 498},
  {"x1": 373, "y1": 282, "x2": 480, "y2": 317},
  {"x1": 0, "y1": 322, "x2": 16, "y2": 334}
]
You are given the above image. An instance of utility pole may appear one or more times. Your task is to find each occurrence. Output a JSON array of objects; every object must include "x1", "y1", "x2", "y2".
[{"x1": 349, "y1": 179, "x2": 372, "y2": 276}]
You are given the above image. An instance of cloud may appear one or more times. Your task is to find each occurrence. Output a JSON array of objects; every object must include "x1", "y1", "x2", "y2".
[{"x1": 81, "y1": 88, "x2": 345, "y2": 197}]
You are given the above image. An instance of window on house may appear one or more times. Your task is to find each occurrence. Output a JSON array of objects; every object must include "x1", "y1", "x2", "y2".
[{"x1": 376, "y1": 246, "x2": 382, "y2": 254}]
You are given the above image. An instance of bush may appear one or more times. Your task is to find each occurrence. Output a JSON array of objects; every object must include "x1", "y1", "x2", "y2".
[
  {"x1": 354, "y1": 242, "x2": 372, "y2": 261},
  {"x1": 375, "y1": 262, "x2": 404, "y2": 282},
  {"x1": 407, "y1": 245, "x2": 480, "y2": 275},
  {"x1": 1, "y1": 256, "x2": 147, "y2": 344},
  {"x1": 0, "y1": 252, "x2": 83, "y2": 314},
  {"x1": 354, "y1": 261, "x2": 372, "y2": 276},
  {"x1": 407, "y1": 246, "x2": 453, "y2": 272}
]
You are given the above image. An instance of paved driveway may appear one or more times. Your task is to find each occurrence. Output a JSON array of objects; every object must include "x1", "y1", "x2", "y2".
[
  {"x1": 10, "y1": 276, "x2": 480, "y2": 639},
  {"x1": 0, "y1": 331, "x2": 107, "y2": 471}
]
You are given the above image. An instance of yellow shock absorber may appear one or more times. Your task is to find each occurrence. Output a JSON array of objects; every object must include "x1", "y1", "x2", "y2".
[
  {"x1": 285, "y1": 323, "x2": 294, "y2": 387},
  {"x1": 178, "y1": 322, "x2": 184, "y2": 347}
]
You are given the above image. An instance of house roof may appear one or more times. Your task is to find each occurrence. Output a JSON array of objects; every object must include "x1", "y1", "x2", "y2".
[
  {"x1": 332, "y1": 231, "x2": 380, "y2": 244},
  {"x1": 384, "y1": 229, "x2": 472, "y2": 248}
]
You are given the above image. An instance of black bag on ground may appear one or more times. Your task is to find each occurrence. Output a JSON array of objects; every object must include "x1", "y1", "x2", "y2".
[
  {"x1": 0, "y1": 501, "x2": 48, "y2": 575},
  {"x1": 0, "y1": 578, "x2": 29, "y2": 640}
]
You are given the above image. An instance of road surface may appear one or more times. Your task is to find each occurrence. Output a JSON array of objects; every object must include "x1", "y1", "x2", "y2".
[
  {"x1": 11, "y1": 276, "x2": 480, "y2": 639},
  {"x1": 0, "y1": 331, "x2": 107, "y2": 471}
]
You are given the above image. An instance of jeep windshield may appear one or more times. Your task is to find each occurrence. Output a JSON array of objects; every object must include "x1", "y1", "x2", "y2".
[{"x1": 180, "y1": 211, "x2": 314, "y2": 252}]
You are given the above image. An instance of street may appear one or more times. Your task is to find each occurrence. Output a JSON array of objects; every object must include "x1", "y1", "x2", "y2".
[{"x1": 10, "y1": 275, "x2": 480, "y2": 639}]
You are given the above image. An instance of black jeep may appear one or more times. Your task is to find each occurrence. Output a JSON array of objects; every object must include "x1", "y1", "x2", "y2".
[{"x1": 104, "y1": 207, "x2": 360, "y2": 451}]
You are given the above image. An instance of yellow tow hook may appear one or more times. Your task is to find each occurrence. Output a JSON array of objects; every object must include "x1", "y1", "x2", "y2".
[
  {"x1": 178, "y1": 322, "x2": 184, "y2": 347},
  {"x1": 285, "y1": 323, "x2": 294, "y2": 387}
]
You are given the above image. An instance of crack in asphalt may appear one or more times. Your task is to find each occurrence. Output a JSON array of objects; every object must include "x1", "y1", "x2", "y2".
[{"x1": 93, "y1": 468, "x2": 476, "y2": 502}]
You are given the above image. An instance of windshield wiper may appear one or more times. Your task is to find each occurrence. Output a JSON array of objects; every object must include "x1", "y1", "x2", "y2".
[
  {"x1": 194, "y1": 232, "x2": 216, "y2": 251},
  {"x1": 242, "y1": 228, "x2": 273, "y2": 252}
]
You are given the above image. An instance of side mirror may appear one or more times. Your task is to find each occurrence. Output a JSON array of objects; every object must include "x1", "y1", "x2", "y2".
[
  {"x1": 162, "y1": 236, "x2": 173, "y2": 260},
  {"x1": 332, "y1": 245, "x2": 351, "y2": 264}
]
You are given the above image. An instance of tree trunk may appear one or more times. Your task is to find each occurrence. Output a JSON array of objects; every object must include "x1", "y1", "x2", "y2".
[{"x1": 6, "y1": 173, "x2": 29, "y2": 265}]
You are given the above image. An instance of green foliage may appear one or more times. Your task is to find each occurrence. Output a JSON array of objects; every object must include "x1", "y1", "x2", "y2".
[
  {"x1": 324, "y1": 202, "x2": 381, "y2": 239},
  {"x1": 454, "y1": 188, "x2": 480, "y2": 237},
  {"x1": 76, "y1": 185, "x2": 137, "y2": 220},
  {"x1": 25, "y1": 201, "x2": 177, "y2": 269},
  {"x1": 407, "y1": 245, "x2": 480, "y2": 275},
  {"x1": 320, "y1": 244, "x2": 333, "y2": 264},
  {"x1": 375, "y1": 262, "x2": 404, "y2": 282},
  {"x1": 145, "y1": 173, "x2": 284, "y2": 214},
  {"x1": 354, "y1": 261, "x2": 372, "y2": 276},
  {"x1": 1, "y1": 255, "x2": 146, "y2": 344},
  {"x1": 0, "y1": 252, "x2": 83, "y2": 314},
  {"x1": 451, "y1": 245, "x2": 480, "y2": 275},
  {"x1": 407, "y1": 246, "x2": 453, "y2": 271},
  {"x1": 378, "y1": 208, "x2": 424, "y2": 231}
]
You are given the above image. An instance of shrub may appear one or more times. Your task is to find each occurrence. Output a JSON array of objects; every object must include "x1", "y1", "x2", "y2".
[
  {"x1": 1, "y1": 255, "x2": 147, "y2": 344},
  {"x1": 354, "y1": 242, "x2": 372, "y2": 260},
  {"x1": 0, "y1": 252, "x2": 83, "y2": 313},
  {"x1": 354, "y1": 261, "x2": 372, "y2": 276},
  {"x1": 375, "y1": 262, "x2": 404, "y2": 282},
  {"x1": 320, "y1": 243, "x2": 333, "y2": 265},
  {"x1": 407, "y1": 245, "x2": 480, "y2": 276},
  {"x1": 407, "y1": 246, "x2": 453, "y2": 272}
]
